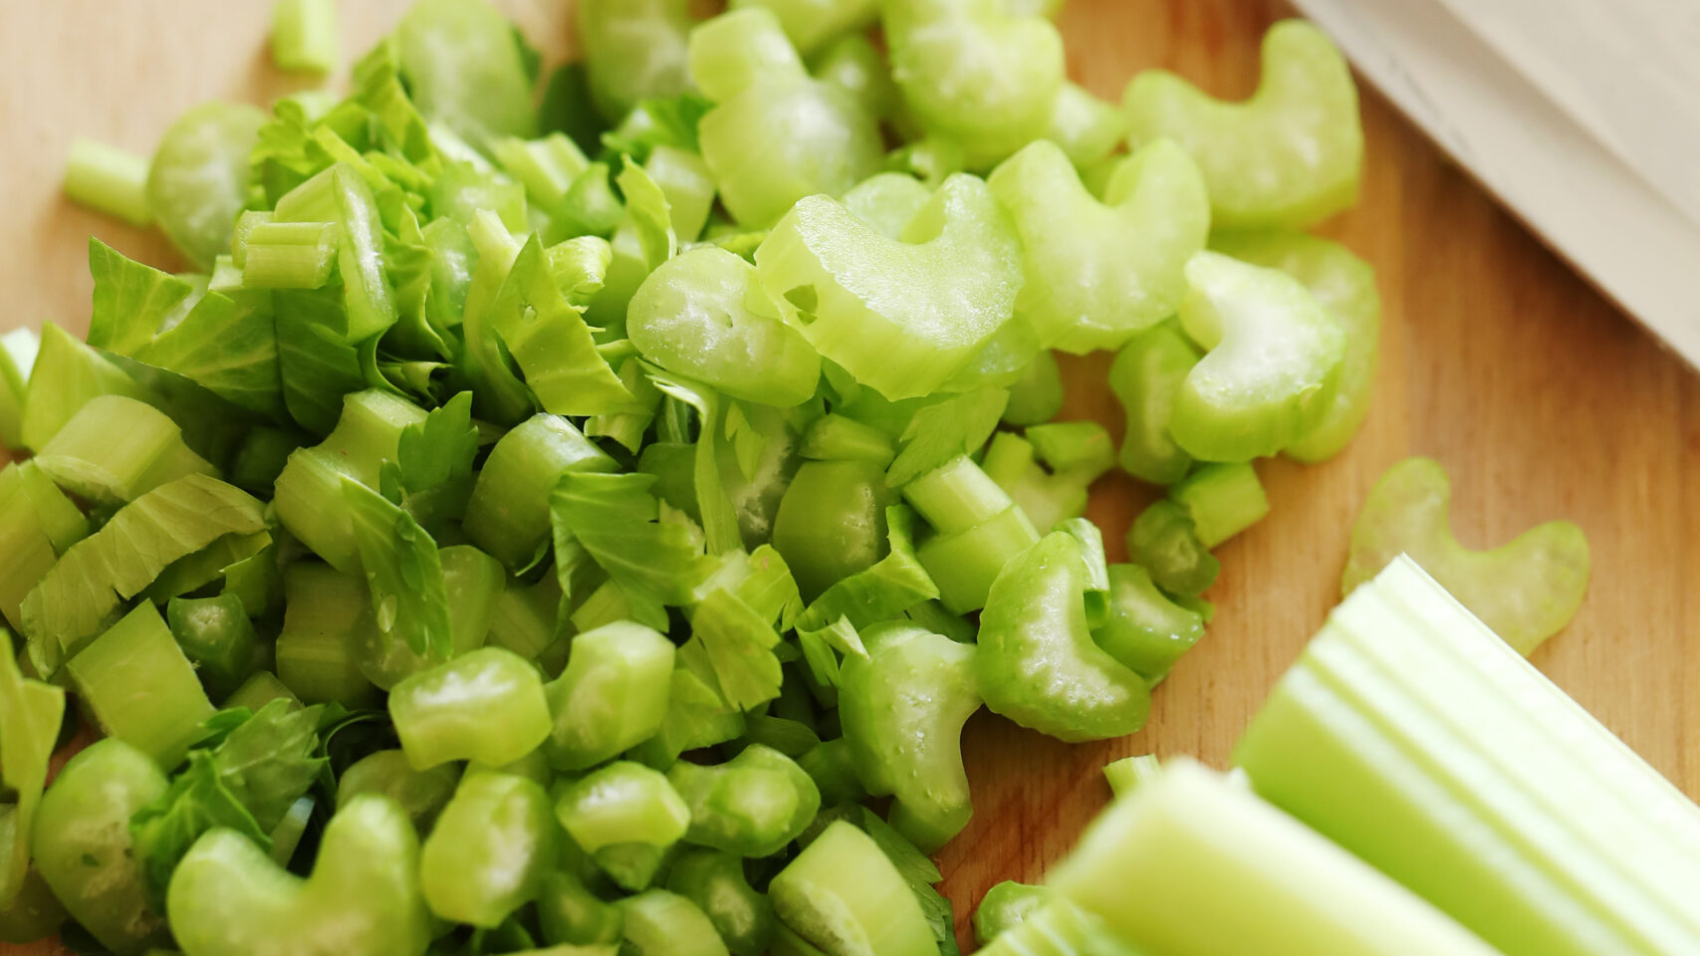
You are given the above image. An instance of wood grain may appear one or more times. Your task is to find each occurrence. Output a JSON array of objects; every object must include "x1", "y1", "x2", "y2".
[{"x1": 3, "y1": 1, "x2": 1695, "y2": 953}]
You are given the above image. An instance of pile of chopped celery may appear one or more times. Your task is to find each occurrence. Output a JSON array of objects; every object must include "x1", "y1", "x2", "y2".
[{"x1": 1, "y1": 0, "x2": 1436, "y2": 953}]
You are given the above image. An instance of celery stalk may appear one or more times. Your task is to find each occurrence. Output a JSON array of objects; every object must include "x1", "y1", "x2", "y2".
[
  {"x1": 1052, "y1": 760, "x2": 1499, "y2": 956},
  {"x1": 1235, "y1": 556, "x2": 1700, "y2": 956},
  {"x1": 63, "y1": 139, "x2": 152, "y2": 227},
  {"x1": 66, "y1": 604, "x2": 215, "y2": 768}
]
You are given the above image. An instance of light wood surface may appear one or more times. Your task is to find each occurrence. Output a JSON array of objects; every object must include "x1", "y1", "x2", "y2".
[{"x1": 5, "y1": 1, "x2": 1696, "y2": 953}]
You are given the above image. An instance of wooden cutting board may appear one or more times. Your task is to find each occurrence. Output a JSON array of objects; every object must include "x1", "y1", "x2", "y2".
[{"x1": 5, "y1": 1, "x2": 1698, "y2": 952}]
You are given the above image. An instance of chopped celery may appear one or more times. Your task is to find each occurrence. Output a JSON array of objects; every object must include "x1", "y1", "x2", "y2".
[
  {"x1": 146, "y1": 102, "x2": 266, "y2": 269},
  {"x1": 1237, "y1": 556, "x2": 1693, "y2": 956},
  {"x1": 1052, "y1": 760, "x2": 1499, "y2": 956},
  {"x1": 1110, "y1": 322, "x2": 1200, "y2": 486},
  {"x1": 239, "y1": 220, "x2": 339, "y2": 289},
  {"x1": 1169, "y1": 462, "x2": 1269, "y2": 549},
  {"x1": 1102, "y1": 753, "x2": 1162, "y2": 798},
  {"x1": 1342, "y1": 457, "x2": 1589, "y2": 654},
  {"x1": 0, "y1": 327, "x2": 38, "y2": 451},
  {"x1": 986, "y1": 139, "x2": 1208, "y2": 353},
  {"x1": 545, "y1": 621, "x2": 676, "y2": 770},
  {"x1": 63, "y1": 138, "x2": 152, "y2": 226},
  {"x1": 1000, "y1": 349, "x2": 1064, "y2": 427},
  {"x1": 619, "y1": 889, "x2": 732, "y2": 956},
  {"x1": 668, "y1": 744, "x2": 820, "y2": 857},
  {"x1": 421, "y1": 771, "x2": 556, "y2": 927},
  {"x1": 392, "y1": 0, "x2": 538, "y2": 146},
  {"x1": 1092, "y1": 565, "x2": 1204, "y2": 685},
  {"x1": 20, "y1": 321, "x2": 146, "y2": 453},
  {"x1": 66, "y1": 604, "x2": 215, "y2": 768},
  {"x1": 1125, "y1": 19, "x2": 1363, "y2": 230},
  {"x1": 389, "y1": 647, "x2": 552, "y2": 770},
  {"x1": 755, "y1": 174, "x2": 1024, "y2": 400},
  {"x1": 271, "y1": 0, "x2": 338, "y2": 73},
  {"x1": 466, "y1": 413, "x2": 618, "y2": 571},
  {"x1": 166, "y1": 593, "x2": 262, "y2": 699},
  {"x1": 1126, "y1": 499, "x2": 1219, "y2": 598},
  {"x1": 0, "y1": 463, "x2": 88, "y2": 632},
  {"x1": 0, "y1": 629, "x2": 63, "y2": 911},
  {"x1": 768, "y1": 820, "x2": 936, "y2": 956},
  {"x1": 667, "y1": 849, "x2": 776, "y2": 956},
  {"x1": 578, "y1": 0, "x2": 694, "y2": 122},
  {"x1": 274, "y1": 562, "x2": 380, "y2": 707},
  {"x1": 33, "y1": 395, "x2": 216, "y2": 505},
  {"x1": 21, "y1": 475, "x2": 266, "y2": 676},
  {"x1": 772, "y1": 460, "x2": 895, "y2": 601}
]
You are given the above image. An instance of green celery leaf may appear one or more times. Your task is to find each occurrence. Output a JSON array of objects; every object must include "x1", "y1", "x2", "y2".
[
  {"x1": 643, "y1": 366, "x2": 742, "y2": 555},
  {"x1": 0, "y1": 629, "x2": 64, "y2": 905},
  {"x1": 886, "y1": 387, "x2": 1009, "y2": 487},
  {"x1": 599, "y1": 93, "x2": 713, "y2": 162},
  {"x1": 393, "y1": 391, "x2": 478, "y2": 496},
  {"x1": 20, "y1": 475, "x2": 267, "y2": 675},
  {"x1": 276, "y1": 289, "x2": 365, "y2": 435},
  {"x1": 342, "y1": 477, "x2": 453, "y2": 661},
  {"x1": 87, "y1": 238, "x2": 196, "y2": 354},
  {"x1": 858, "y1": 808, "x2": 960, "y2": 956},
  {"x1": 552, "y1": 471, "x2": 716, "y2": 608},
  {"x1": 209, "y1": 699, "x2": 326, "y2": 831},
  {"x1": 129, "y1": 751, "x2": 270, "y2": 904},
  {"x1": 135, "y1": 292, "x2": 285, "y2": 419},
  {"x1": 691, "y1": 587, "x2": 783, "y2": 711}
]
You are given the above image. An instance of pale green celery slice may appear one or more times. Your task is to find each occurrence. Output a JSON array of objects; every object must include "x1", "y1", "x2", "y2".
[
  {"x1": 1212, "y1": 230, "x2": 1381, "y2": 462},
  {"x1": 1341, "y1": 457, "x2": 1588, "y2": 655},
  {"x1": 768, "y1": 820, "x2": 937, "y2": 956},
  {"x1": 33, "y1": 395, "x2": 216, "y2": 504},
  {"x1": 1124, "y1": 19, "x2": 1362, "y2": 230},
  {"x1": 271, "y1": 0, "x2": 338, "y2": 74},
  {"x1": 146, "y1": 102, "x2": 266, "y2": 269},
  {"x1": 754, "y1": 174, "x2": 1023, "y2": 401},
  {"x1": 986, "y1": 139, "x2": 1208, "y2": 354},
  {"x1": 0, "y1": 327, "x2": 38, "y2": 451},
  {"x1": 730, "y1": 0, "x2": 877, "y2": 56},
  {"x1": 63, "y1": 138, "x2": 152, "y2": 226},
  {"x1": 1102, "y1": 754, "x2": 1161, "y2": 798},
  {"x1": 66, "y1": 604, "x2": 215, "y2": 768},
  {"x1": 1051, "y1": 760, "x2": 1500, "y2": 956}
]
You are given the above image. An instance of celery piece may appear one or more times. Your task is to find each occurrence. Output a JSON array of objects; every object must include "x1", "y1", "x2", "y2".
[
  {"x1": 773, "y1": 460, "x2": 895, "y2": 601},
  {"x1": 0, "y1": 630, "x2": 63, "y2": 910},
  {"x1": 731, "y1": 0, "x2": 877, "y2": 56},
  {"x1": 33, "y1": 395, "x2": 216, "y2": 504},
  {"x1": 630, "y1": 661, "x2": 748, "y2": 769},
  {"x1": 550, "y1": 162, "x2": 623, "y2": 241},
  {"x1": 797, "y1": 737, "x2": 867, "y2": 805},
  {"x1": 971, "y1": 881, "x2": 1049, "y2": 946},
  {"x1": 1109, "y1": 321, "x2": 1200, "y2": 485},
  {"x1": 693, "y1": 9, "x2": 883, "y2": 228},
  {"x1": 917, "y1": 504, "x2": 1041, "y2": 614},
  {"x1": 905, "y1": 453, "x2": 1021, "y2": 539},
  {"x1": 240, "y1": 221, "x2": 338, "y2": 289},
  {"x1": 1001, "y1": 350, "x2": 1064, "y2": 427},
  {"x1": 466, "y1": 414, "x2": 617, "y2": 570},
  {"x1": 488, "y1": 572, "x2": 563, "y2": 662},
  {"x1": 343, "y1": 477, "x2": 452, "y2": 661},
  {"x1": 64, "y1": 138, "x2": 152, "y2": 226},
  {"x1": 811, "y1": 34, "x2": 898, "y2": 123},
  {"x1": 136, "y1": 287, "x2": 285, "y2": 421},
  {"x1": 20, "y1": 321, "x2": 146, "y2": 452},
  {"x1": 987, "y1": 139, "x2": 1207, "y2": 353},
  {"x1": 690, "y1": 585, "x2": 787, "y2": 710},
  {"x1": 1239, "y1": 556, "x2": 1700, "y2": 956},
  {"x1": 981, "y1": 430, "x2": 1103, "y2": 537},
  {"x1": 491, "y1": 133, "x2": 590, "y2": 210},
  {"x1": 389, "y1": 647, "x2": 552, "y2": 770},
  {"x1": 647, "y1": 145, "x2": 715, "y2": 243},
  {"x1": 546, "y1": 621, "x2": 676, "y2": 770},
  {"x1": 768, "y1": 820, "x2": 937, "y2": 956},
  {"x1": 66, "y1": 604, "x2": 214, "y2": 768},
  {"x1": 756, "y1": 174, "x2": 1023, "y2": 400},
  {"x1": 0, "y1": 328, "x2": 38, "y2": 451},
  {"x1": 1127, "y1": 20, "x2": 1362, "y2": 230},
  {"x1": 268, "y1": 796, "x2": 314, "y2": 868},
  {"x1": 335, "y1": 750, "x2": 459, "y2": 832},
  {"x1": 273, "y1": 389, "x2": 428, "y2": 572},
  {"x1": 275, "y1": 562, "x2": 379, "y2": 707},
  {"x1": 885, "y1": 388, "x2": 1008, "y2": 488},
  {"x1": 620, "y1": 889, "x2": 732, "y2": 956},
  {"x1": 1213, "y1": 230, "x2": 1381, "y2": 462},
  {"x1": 1168, "y1": 251, "x2": 1347, "y2": 462},
  {"x1": 668, "y1": 849, "x2": 776, "y2": 956},
  {"x1": 1342, "y1": 458, "x2": 1589, "y2": 654},
  {"x1": 0, "y1": 463, "x2": 89, "y2": 632},
  {"x1": 555, "y1": 762, "x2": 690, "y2": 858},
  {"x1": 1102, "y1": 753, "x2": 1162, "y2": 798},
  {"x1": 33, "y1": 740, "x2": 171, "y2": 955},
  {"x1": 145, "y1": 529, "x2": 271, "y2": 604},
  {"x1": 392, "y1": 0, "x2": 537, "y2": 146},
  {"x1": 21, "y1": 475, "x2": 265, "y2": 676},
  {"x1": 0, "y1": 867, "x2": 67, "y2": 944},
  {"x1": 797, "y1": 506, "x2": 940, "y2": 631},
  {"x1": 539, "y1": 869, "x2": 625, "y2": 947},
  {"x1": 630, "y1": 247, "x2": 820, "y2": 407},
  {"x1": 669, "y1": 744, "x2": 820, "y2": 857},
  {"x1": 1053, "y1": 760, "x2": 1498, "y2": 956},
  {"x1": 585, "y1": 158, "x2": 679, "y2": 336},
  {"x1": 228, "y1": 427, "x2": 299, "y2": 495},
  {"x1": 978, "y1": 532, "x2": 1149, "y2": 742},
  {"x1": 555, "y1": 471, "x2": 717, "y2": 608},
  {"x1": 166, "y1": 594, "x2": 261, "y2": 700},
  {"x1": 86, "y1": 238, "x2": 196, "y2": 353},
  {"x1": 222, "y1": 672, "x2": 300, "y2": 713},
  {"x1": 943, "y1": 309, "x2": 1045, "y2": 394},
  {"x1": 1170, "y1": 462, "x2": 1268, "y2": 549},
  {"x1": 1126, "y1": 499, "x2": 1219, "y2": 598},
  {"x1": 800, "y1": 414, "x2": 896, "y2": 466},
  {"x1": 841, "y1": 173, "x2": 932, "y2": 241},
  {"x1": 578, "y1": 0, "x2": 694, "y2": 122},
  {"x1": 271, "y1": 0, "x2": 337, "y2": 73},
  {"x1": 975, "y1": 898, "x2": 1144, "y2": 956},
  {"x1": 351, "y1": 543, "x2": 503, "y2": 688},
  {"x1": 165, "y1": 795, "x2": 432, "y2": 956},
  {"x1": 146, "y1": 102, "x2": 266, "y2": 269},
  {"x1": 1045, "y1": 83, "x2": 1127, "y2": 167},
  {"x1": 840, "y1": 622, "x2": 979, "y2": 852},
  {"x1": 884, "y1": 0, "x2": 1066, "y2": 167},
  {"x1": 279, "y1": 164, "x2": 397, "y2": 341},
  {"x1": 421, "y1": 772, "x2": 556, "y2": 927},
  {"x1": 1093, "y1": 565, "x2": 1204, "y2": 685}
]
